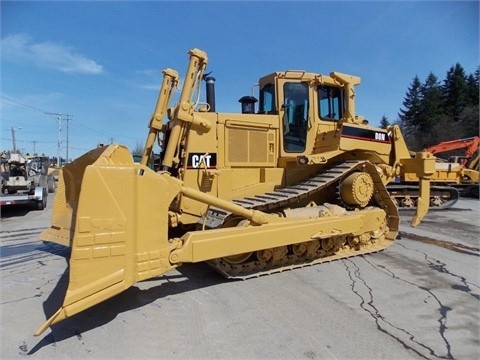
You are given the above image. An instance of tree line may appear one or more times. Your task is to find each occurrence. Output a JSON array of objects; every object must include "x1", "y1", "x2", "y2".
[{"x1": 379, "y1": 63, "x2": 479, "y2": 151}]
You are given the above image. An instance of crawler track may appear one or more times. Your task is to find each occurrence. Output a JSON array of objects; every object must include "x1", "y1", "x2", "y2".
[
  {"x1": 387, "y1": 184, "x2": 459, "y2": 211},
  {"x1": 200, "y1": 160, "x2": 399, "y2": 279}
]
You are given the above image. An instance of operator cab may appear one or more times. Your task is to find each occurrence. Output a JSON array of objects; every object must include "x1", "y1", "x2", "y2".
[{"x1": 256, "y1": 71, "x2": 357, "y2": 156}]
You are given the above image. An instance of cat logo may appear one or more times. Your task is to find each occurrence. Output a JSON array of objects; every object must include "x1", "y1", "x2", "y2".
[{"x1": 187, "y1": 153, "x2": 217, "y2": 169}]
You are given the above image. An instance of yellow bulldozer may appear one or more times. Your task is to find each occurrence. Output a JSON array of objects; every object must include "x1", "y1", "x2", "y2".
[{"x1": 36, "y1": 48, "x2": 440, "y2": 335}]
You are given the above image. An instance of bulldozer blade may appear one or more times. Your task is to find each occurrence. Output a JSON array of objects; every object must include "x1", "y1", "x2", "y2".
[
  {"x1": 35, "y1": 145, "x2": 182, "y2": 336},
  {"x1": 40, "y1": 145, "x2": 136, "y2": 246}
]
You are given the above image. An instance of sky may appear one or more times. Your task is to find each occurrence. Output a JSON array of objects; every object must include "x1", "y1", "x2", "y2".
[{"x1": 1, "y1": 0, "x2": 479, "y2": 161}]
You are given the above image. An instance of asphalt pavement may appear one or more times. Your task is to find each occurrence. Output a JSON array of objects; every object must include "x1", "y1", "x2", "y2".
[{"x1": 1, "y1": 194, "x2": 479, "y2": 359}]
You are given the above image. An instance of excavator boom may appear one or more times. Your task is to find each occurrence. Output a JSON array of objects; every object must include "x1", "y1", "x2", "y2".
[{"x1": 426, "y1": 136, "x2": 480, "y2": 166}]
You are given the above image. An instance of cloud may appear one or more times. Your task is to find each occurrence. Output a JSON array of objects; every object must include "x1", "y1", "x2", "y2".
[
  {"x1": 1, "y1": 34, "x2": 103, "y2": 74},
  {"x1": 134, "y1": 69, "x2": 164, "y2": 90}
]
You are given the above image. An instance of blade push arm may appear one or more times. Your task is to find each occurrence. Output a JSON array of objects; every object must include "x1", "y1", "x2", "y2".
[
  {"x1": 161, "y1": 49, "x2": 210, "y2": 170},
  {"x1": 141, "y1": 68, "x2": 179, "y2": 166}
]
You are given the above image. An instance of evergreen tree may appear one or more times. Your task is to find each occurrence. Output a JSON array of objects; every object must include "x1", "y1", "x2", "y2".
[
  {"x1": 398, "y1": 73, "x2": 446, "y2": 149},
  {"x1": 458, "y1": 105, "x2": 479, "y2": 138},
  {"x1": 418, "y1": 72, "x2": 443, "y2": 134},
  {"x1": 398, "y1": 75, "x2": 422, "y2": 127},
  {"x1": 379, "y1": 115, "x2": 390, "y2": 129},
  {"x1": 465, "y1": 67, "x2": 479, "y2": 106},
  {"x1": 398, "y1": 64, "x2": 479, "y2": 150},
  {"x1": 460, "y1": 67, "x2": 480, "y2": 138},
  {"x1": 442, "y1": 63, "x2": 468, "y2": 121},
  {"x1": 398, "y1": 75, "x2": 423, "y2": 148}
]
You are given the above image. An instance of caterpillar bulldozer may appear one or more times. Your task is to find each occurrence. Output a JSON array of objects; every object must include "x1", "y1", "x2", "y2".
[{"x1": 36, "y1": 48, "x2": 439, "y2": 335}]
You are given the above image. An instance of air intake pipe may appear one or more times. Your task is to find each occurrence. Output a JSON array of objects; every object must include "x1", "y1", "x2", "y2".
[{"x1": 238, "y1": 95, "x2": 258, "y2": 114}]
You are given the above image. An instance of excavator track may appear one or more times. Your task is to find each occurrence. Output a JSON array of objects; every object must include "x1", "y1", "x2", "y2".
[
  {"x1": 200, "y1": 160, "x2": 398, "y2": 279},
  {"x1": 387, "y1": 184, "x2": 459, "y2": 211}
]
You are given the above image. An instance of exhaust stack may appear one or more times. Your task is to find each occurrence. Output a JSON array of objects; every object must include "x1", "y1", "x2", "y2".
[{"x1": 204, "y1": 76, "x2": 216, "y2": 112}]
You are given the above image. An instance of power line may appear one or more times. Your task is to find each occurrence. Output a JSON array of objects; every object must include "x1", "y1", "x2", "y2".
[
  {"x1": 0, "y1": 137, "x2": 56, "y2": 144},
  {"x1": 73, "y1": 121, "x2": 110, "y2": 137},
  {"x1": 69, "y1": 146, "x2": 91, "y2": 151},
  {"x1": 2, "y1": 95, "x2": 143, "y2": 155},
  {"x1": 3, "y1": 95, "x2": 107, "y2": 135},
  {"x1": 0, "y1": 95, "x2": 49, "y2": 113}
]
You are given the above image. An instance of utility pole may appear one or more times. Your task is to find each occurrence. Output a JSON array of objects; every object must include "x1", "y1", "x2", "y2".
[
  {"x1": 11, "y1": 126, "x2": 21, "y2": 153},
  {"x1": 65, "y1": 114, "x2": 72, "y2": 163},
  {"x1": 45, "y1": 112, "x2": 62, "y2": 167},
  {"x1": 44, "y1": 112, "x2": 72, "y2": 166},
  {"x1": 11, "y1": 127, "x2": 17, "y2": 153},
  {"x1": 32, "y1": 140, "x2": 37, "y2": 155},
  {"x1": 56, "y1": 115, "x2": 61, "y2": 167}
]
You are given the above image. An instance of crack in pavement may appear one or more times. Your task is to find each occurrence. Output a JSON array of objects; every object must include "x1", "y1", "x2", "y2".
[
  {"x1": 18, "y1": 340, "x2": 28, "y2": 357},
  {"x1": 364, "y1": 251, "x2": 460, "y2": 359},
  {"x1": 0, "y1": 256, "x2": 65, "y2": 277},
  {"x1": 396, "y1": 242, "x2": 480, "y2": 301},
  {"x1": 1, "y1": 292, "x2": 44, "y2": 305},
  {"x1": 343, "y1": 258, "x2": 433, "y2": 359},
  {"x1": 399, "y1": 231, "x2": 480, "y2": 257}
]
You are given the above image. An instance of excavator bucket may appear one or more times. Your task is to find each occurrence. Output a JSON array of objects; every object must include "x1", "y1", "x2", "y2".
[{"x1": 36, "y1": 145, "x2": 182, "y2": 336}]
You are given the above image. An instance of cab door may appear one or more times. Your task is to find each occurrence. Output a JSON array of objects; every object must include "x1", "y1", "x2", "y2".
[{"x1": 280, "y1": 81, "x2": 310, "y2": 154}]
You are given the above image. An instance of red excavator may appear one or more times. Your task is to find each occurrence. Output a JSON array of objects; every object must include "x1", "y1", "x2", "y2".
[
  {"x1": 425, "y1": 136, "x2": 479, "y2": 198},
  {"x1": 426, "y1": 136, "x2": 479, "y2": 168}
]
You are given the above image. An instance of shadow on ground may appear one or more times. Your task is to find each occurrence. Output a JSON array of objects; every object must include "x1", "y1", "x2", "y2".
[
  {"x1": 0, "y1": 205, "x2": 33, "y2": 218},
  {"x1": 29, "y1": 261, "x2": 226, "y2": 354}
]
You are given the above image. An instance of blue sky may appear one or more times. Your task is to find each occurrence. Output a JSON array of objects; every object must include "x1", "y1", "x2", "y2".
[{"x1": 1, "y1": 1, "x2": 478, "y2": 160}]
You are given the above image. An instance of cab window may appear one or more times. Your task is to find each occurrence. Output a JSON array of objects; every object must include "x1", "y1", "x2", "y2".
[
  {"x1": 259, "y1": 83, "x2": 276, "y2": 114},
  {"x1": 283, "y1": 82, "x2": 309, "y2": 152},
  {"x1": 318, "y1": 85, "x2": 342, "y2": 121}
]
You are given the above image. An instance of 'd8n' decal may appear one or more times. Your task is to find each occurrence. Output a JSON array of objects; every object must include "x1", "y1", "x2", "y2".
[
  {"x1": 375, "y1": 132, "x2": 386, "y2": 141},
  {"x1": 341, "y1": 125, "x2": 390, "y2": 143}
]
